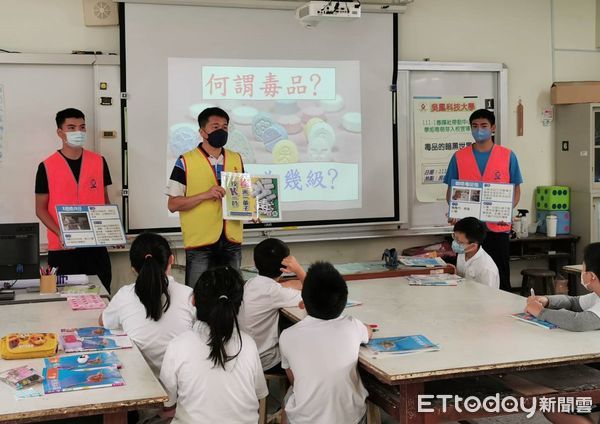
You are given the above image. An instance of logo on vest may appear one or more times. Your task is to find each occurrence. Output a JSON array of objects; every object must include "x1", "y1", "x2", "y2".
[
  {"x1": 90, "y1": 179, "x2": 97, "y2": 189},
  {"x1": 494, "y1": 171, "x2": 502, "y2": 181}
]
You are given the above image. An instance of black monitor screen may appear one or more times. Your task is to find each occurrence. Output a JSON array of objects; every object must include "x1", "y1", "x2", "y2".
[{"x1": 0, "y1": 223, "x2": 40, "y2": 281}]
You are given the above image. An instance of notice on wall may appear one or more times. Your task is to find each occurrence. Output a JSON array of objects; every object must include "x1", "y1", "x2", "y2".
[{"x1": 413, "y1": 96, "x2": 483, "y2": 203}]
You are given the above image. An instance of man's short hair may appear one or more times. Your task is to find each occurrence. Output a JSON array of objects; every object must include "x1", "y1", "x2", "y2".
[
  {"x1": 469, "y1": 109, "x2": 495, "y2": 126},
  {"x1": 302, "y1": 262, "x2": 348, "y2": 320},
  {"x1": 453, "y1": 217, "x2": 487, "y2": 245},
  {"x1": 56, "y1": 108, "x2": 85, "y2": 128},
  {"x1": 197, "y1": 107, "x2": 230, "y2": 128},
  {"x1": 254, "y1": 238, "x2": 290, "y2": 279}
]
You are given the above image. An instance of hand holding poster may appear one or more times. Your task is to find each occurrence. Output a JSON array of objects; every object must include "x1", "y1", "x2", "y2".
[
  {"x1": 57, "y1": 205, "x2": 127, "y2": 248},
  {"x1": 448, "y1": 180, "x2": 514, "y2": 223},
  {"x1": 221, "y1": 172, "x2": 282, "y2": 221}
]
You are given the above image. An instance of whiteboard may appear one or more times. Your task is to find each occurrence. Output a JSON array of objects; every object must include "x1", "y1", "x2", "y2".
[
  {"x1": 396, "y1": 62, "x2": 508, "y2": 230},
  {"x1": 0, "y1": 54, "x2": 120, "y2": 245}
]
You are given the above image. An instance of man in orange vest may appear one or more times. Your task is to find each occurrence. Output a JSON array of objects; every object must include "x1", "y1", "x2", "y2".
[
  {"x1": 167, "y1": 107, "x2": 244, "y2": 288},
  {"x1": 444, "y1": 109, "x2": 523, "y2": 292},
  {"x1": 35, "y1": 108, "x2": 113, "y2": 292}
]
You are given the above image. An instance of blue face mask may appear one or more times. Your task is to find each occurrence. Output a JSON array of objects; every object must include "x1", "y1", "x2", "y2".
[
  {"x1": 471, "y1": 128, "x2": 491, "y2": 144},
  {"x1": 66, "y1": 131, "x2": 86, "y2": 147},
  {"x1": 452, "y1": 240, "x2": 466, "y2": 254}
]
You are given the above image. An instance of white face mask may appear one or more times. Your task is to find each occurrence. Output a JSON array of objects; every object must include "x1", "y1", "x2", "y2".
[
  {"x1": 66, "y1": 131, "x2": 86, "y2": 147},
  {"x1": 581, "y1": 273, "x2": 591, "y2": 290}
]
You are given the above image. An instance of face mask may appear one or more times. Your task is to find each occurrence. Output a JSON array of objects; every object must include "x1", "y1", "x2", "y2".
[
  {"x1": 66, "y1": 131, "x2": 86, "y2": 147},
  {"x1": 452, "y1": 240, "x2": 466, "y2": 254},
  {"x1": 581, "y1": 273, "x2": 591, "y2": 290},
  {"x1": 471, "y1": 128, "x2": 491, "y2": 144},
  {"x1": 206, "y1": 129, "x2": 228, "y2": 148}
]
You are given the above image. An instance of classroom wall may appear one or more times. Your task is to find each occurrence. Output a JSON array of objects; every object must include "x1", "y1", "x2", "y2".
[{"x1": 4, "y1": 0, "x2": 599, "y2": 289}]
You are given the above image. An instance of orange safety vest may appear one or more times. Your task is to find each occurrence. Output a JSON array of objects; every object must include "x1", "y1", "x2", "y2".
[
  {"x1": 179, "y1": 147, "x2": 243, "y2": 249},
  {"x1": 455, "y1": 144, "x2": 512, "y2": 233},
  {"x1": 43, "y1": 150, "x2": 105, "y2": 251}
]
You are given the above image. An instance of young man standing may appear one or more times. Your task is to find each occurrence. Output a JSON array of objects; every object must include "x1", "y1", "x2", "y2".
[
  {"x1": 35, "y1": 108, "x2": 113, "y2": 292},
  {"x1": 167, "y1": 107, "x2": 244, "y2": 288},
  {"x1": 444, "y1": 109, "x2": 523, "y2": 292}
]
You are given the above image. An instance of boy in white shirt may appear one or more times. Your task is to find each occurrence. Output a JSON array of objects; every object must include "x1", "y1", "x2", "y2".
[
  {"x1": 238, "y1": 238, "x2": 305, "y2": 373},
  {"x1": 452, "y1": 217, "x2": 500, "y2": 289},
  {"x1": 279, "y1": 262, "x2": 373, "y2": 424}
]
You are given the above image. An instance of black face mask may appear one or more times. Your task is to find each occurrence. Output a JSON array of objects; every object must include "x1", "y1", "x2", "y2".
[{"x1": 206, "y1": 129, "x2": 228, "y2": 148}]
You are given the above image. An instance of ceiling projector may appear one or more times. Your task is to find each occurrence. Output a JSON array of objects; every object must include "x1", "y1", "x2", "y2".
[{"x1": 296, "y1": 1, "x2": 362, "y2": 28}]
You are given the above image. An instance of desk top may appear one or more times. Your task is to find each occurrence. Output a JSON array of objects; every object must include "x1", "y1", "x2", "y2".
[
  {"x1": 0, "y1": 301, "x2": 167, "y2": 422},
  {"x1": 282, "y1": 277, "x2": 600, "y2": 385},
  {"x1": 0, "y1": 276, "x2": 109, "y2": 306}
]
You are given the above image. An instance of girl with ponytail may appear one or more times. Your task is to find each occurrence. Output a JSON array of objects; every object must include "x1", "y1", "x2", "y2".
[
  {"x1": 100, "y1": 232, "x2": 195, "y2": 377},
  {"x1": 160, "y1": 267, "x2": 268, "y2": 423}
]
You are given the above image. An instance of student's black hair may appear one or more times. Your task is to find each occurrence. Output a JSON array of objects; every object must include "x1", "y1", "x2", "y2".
[
  {"x1": 197, "y1": 107, "x2": 230, "y2": 129},
  {"x1": 254, "y1": 238, "x2": 290, "y2": 279},
  {"x1": 453, "y1": 217, "x2": 487, "y2": 245},
  {"x1": 469, "y1": 109, "x2": 495, "y2": 126},
  {"x1": 130, "y1": 232, "x2": 172, "y2": 321},
  {"x1": 55, "y1": 108, "x2": 85, "y2": 128},
  {"x1": 302, "y1": 261, "x2": 348, "y2": 320},
  {"x1": 583, "y1": 243, "x2": 600, "y2": 277},
  {"x1": 194, "y1": 266, "x2": 244, "y2": 370}
]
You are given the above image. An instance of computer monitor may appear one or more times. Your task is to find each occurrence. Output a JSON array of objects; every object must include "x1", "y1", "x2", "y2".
[{"x1": 0, "y1": 223, "x2": 40, "y2": 282}]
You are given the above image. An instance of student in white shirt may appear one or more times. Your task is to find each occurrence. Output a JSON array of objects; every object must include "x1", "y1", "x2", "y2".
[
  {"x1": 452, "y1": 217, "x2": 500, "y2": 289},
  {"x1": 238, "y1": 238, "x2": 304, "y2": 373},
  {"x1": 100, "y1": 232, "x2": 195, "y2": 377},
  {"x1": 279, "y1": 262, "x2": 373, "y2": 424},
  {"x1": 160, "y1": 266, "x2": 268, "y2": 424},
  {"x1": 533, "y1": 243, "x2": 600, "y2": 424}
]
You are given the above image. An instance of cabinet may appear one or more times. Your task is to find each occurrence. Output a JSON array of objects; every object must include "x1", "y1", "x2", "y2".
[{"x1": 555, "y1": 103, "x2": 600, "y2": 262}]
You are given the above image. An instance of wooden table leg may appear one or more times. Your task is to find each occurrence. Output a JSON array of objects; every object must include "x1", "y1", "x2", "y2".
[
  {"x1": 103, "y1": 411, "x2": 127, "y2": 424},
  {"x1": 398, "y1": 382, "x2": 426, "y2": 424}
]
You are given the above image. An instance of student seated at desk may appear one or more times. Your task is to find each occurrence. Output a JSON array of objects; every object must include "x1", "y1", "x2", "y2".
[
  {"x1": 99, "y1": 233, "x2": 195, "y2": 377},
  {"x1": 238, "y1": 238, "x2": 304, "y2": 373},
  {"x1": 526, "y1": 243, "x2": 600, "y2": 332},
  {"x1": 279, "y1": 262, "x2": 373, "y2": 424},
  {"x1": 452, "y1": 217, "x2": 500, "y2": 289},
  {"x1": 160, "y1": 267, "x2": 268, "y2": 424}
]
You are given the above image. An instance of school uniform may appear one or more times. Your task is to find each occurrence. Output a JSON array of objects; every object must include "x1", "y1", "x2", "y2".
[
  {"x1": 160, "y1": 321, "x2": 268, "y2": 424},
  {"x1": 102, "y1": 276, "x2": 195, "y2": 377},
  {"x1": 456, "y1": 247, "x2": 500, "y2": 289},
  {"x1": 279, "y1": 315, "x2": 369, "y2": 424},
  {"x1": 238, "y1": 275, "x2": 302, "y2": 370}
]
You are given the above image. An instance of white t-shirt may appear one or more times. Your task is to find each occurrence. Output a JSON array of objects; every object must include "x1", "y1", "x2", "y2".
[
  {"x1": 102, "y1": 276, "x2": 195, "y2": 377},
  {"x1": 279, "y1": 315, "x2": 369, "y2": 424},
  {"x1": 456, "y1": 247, "x2": 500, "y2": 289},
  {"x1": 160, "y1": 321, "x2": 268, "y2": 424},
  {"x1": 238, "y1": 275, "x2": 302, "y2": 370},
  {"x1": 579, "y1": 293, "x2": 600, "y2": 318}
]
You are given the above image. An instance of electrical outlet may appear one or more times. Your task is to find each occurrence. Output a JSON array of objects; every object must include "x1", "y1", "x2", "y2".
[{"x1": 562, "y1": 141, "x2": 569, "y2": 151}]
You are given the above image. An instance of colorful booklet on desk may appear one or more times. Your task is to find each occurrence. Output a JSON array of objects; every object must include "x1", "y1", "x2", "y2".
[
  {"x1": 345, "y1": 299, "x2": 362, "y2": 308},
  {"x1": 60, "y1": 327, "x2": 131, "y2": 353},
  {"x1": 407, "y1": 274, "x2": 463, "y2": 286},
  {"x1": 44, "y1": 352, "x2": 122, "y2": 370},
  {"x1": 398, "y1": 257, "x2": 446, "y2": 268},
  {"x1": 510, "y1": 313, "x2": 558, "y2": 330},
  {"x1": 365, "y1": 335, "x2": 440, "y2": 356},
  {"x1": 0, "y1": 366, "x2": 44, "y2": 389},
  {"x1": 61, "y1": 327, "x2": 126, "y2": 338},
  {"x1": 42, "y1": 367, "x2": 124, "y2": 394}
]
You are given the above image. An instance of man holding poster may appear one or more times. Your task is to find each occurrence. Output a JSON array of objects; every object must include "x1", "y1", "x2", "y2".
[
  {"x1": 167, "y1": 107, "x2": 245, "y2": 287},
  {"x1": 444, "y1": 109, "x2": 523, "y2": 292}
]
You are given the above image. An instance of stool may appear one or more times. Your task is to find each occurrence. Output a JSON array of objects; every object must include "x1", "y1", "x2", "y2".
[
  {"x1": 259, "y1": 373, "x2": 290, "y2": 424},
  {"x1": 520, "y1": 269, "x2": 556, "y2": 296}
]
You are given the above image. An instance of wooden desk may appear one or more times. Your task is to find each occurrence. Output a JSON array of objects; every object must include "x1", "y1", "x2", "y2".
[
  {"x1": 0, "y1": 276, "x2": 110, "y2": 306},
  {"x1": 0, "y1": 302, "x2": 167, "y2": 423},
  {"x1": 510, "y1": 234, "x2": 580, "y2": 295},
  {"x1": 282, "y1": 277, "x2": 600, "y2": 423}
]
